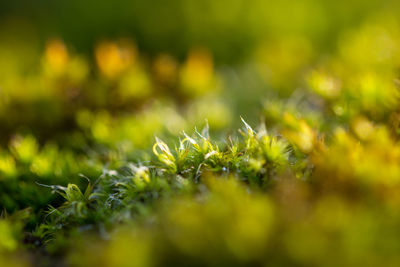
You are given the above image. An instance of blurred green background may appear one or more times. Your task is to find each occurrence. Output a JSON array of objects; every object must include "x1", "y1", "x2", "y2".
[
  {"x1": 0, "y1": 0, "x2": 394, "y2": 61},
  {"x1": 0, "y1": 0, "x2": 399, "y2": 145}
]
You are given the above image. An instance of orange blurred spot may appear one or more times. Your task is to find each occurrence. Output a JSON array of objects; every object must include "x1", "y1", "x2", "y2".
[
  {"x1": 95, "y1": 40, "x2": 137, "y2": 79},
  {"x1": 45, "y1": 39, "x2": 69, "y2": 72}
]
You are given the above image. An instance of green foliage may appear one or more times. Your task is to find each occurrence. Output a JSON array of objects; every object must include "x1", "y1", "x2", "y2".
[{"x1": 2, "y1": 1, "x2": 400, "y2": 266}]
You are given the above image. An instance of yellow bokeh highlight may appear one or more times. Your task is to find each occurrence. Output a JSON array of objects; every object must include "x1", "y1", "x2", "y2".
[
  {"x1": 180, "y1": 48, "x2": 218, "y2": 96},
  {"x1": 44, "y1": 39, "x2": 69, "y2": 74},
  {"x1": 95, "y1": 40, "x2": 137, "y2": 79},
  {"x1": 282, "y1": 113, "x2": 316, "y2": 153},
  {"x1": 0, "y1": 154, "x2": 17, "y2": 178}
]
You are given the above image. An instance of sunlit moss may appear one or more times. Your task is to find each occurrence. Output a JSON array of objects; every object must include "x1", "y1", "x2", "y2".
[
  {"x1": 313, "y1": 126, "x2": 400, "y2": 186},
  {"x1": 2, "y1": 2, "x2": 400, "y2": 266},
  {"x1": 282, "y1": 113, "x2": 316, "y2": 153},
  {"x1": 69, "y1": 177, "x2": 274, "y2": 266},
  {"x1": 350, "y1": 72, "x2": 399, "y2": 112}
]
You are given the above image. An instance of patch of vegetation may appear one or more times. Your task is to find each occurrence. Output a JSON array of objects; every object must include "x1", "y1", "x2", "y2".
[{"x1": 2, "y1": 1, "x2": 400, "y2": 266}]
